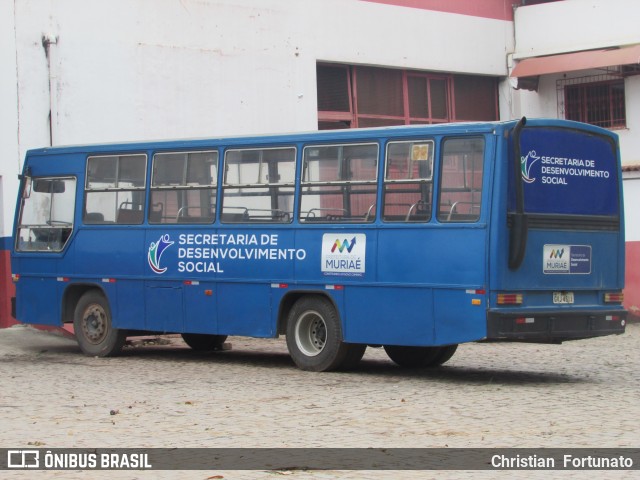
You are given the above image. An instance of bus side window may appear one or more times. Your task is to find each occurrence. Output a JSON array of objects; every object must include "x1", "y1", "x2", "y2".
[
  {"x1": 383, "y1": 140, "x2": 434, "y2": 222},
  {"x1": 221, "y1": 147, "x2": 295, "y2": 223},
  {"x1": 437, "y1": 138, "x2": 484, "y2": 223},
  {"x1": 300, "y1": 143, "x2": 378, "y2": 223},
  {"x1": 149, "y1": 150, "x2": 218, "y2": 224},
  {"x1": 84, "y1": 154, "x2": 147, "y2": 225}
]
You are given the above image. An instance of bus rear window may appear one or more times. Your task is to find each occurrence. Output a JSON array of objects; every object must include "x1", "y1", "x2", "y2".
[{"x1": 511, "y1": 127, "x2": 619, "y2": 218}]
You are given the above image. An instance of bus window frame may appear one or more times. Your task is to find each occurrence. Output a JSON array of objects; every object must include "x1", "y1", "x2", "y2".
[
  {"x1": 436, "y1": 136, "x2": 486, "y2": 224},
  {"x1": 382, "y1": 138, "x2": 435, "y2": 223},
  {"x1": 84, "y1": 153, "x2": 148, "y2": 225},
  {"x1": 15, "y1": 175, "x2": 77, "y2": 253},
  {"x1": 299, "y1": 141, "x2": 379, "y2": 224},
  {"x1": 149, "y1": 149, "x2": 219, "y2": 225},
  {"x1": 221, "y1": 145, "x2": 297, "y2": 224}
]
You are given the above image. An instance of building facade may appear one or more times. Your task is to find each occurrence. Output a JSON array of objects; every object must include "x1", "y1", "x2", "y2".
[{"x1": 1, "y1": 0, "x2": 638, "y2": 327}]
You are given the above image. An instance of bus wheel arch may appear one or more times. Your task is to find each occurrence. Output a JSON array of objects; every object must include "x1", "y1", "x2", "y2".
[
  {"x1": 62, "y1": 284, "x2": 104, "y2": 325},
  {"x1": 277, "y1": 291, "x2": 341, "y2": 335},
  {"x1": 73, "y1": 289, "x2": 126, "y2": 357},
  {"x1": 284, "y1": 294, "x2": 365, "y2": 371}
]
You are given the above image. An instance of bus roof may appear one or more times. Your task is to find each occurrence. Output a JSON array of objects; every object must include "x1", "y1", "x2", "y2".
[{"x1": 25, "y1": 118, "x2": 617, "y2": 157}]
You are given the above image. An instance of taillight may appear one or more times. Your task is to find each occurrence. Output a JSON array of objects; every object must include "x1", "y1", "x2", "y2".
[
  {"x1": 497, "y1": 293, "x2": 523, "y2": 305},
  {"x1": 604, "y1": 292, "x2": 624, "y2": 304}
]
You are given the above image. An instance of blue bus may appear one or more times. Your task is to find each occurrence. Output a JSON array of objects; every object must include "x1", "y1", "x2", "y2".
[{"x1": 11, "y1": 118, "x2": 626, "y2": 371}]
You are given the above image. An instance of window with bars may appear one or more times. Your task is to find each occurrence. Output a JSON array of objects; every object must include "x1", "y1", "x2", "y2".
[
  {"x1": 317, "y1": 64, "x2": 498, "y2": 130},
  {"x1": 563, "y1": 79, "x2": 626, "y2": 129}
]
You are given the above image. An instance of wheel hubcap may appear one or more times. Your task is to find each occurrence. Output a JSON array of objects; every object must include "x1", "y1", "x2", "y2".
[
  {"x1": 295, "y1": 311, "x2": 327, "y2": 357},
  {"x1": 82, "y1": 304, "x2": 107, "y2": 344}
]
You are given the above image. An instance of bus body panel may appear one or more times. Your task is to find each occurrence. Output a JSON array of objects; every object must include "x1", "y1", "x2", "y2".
[
  {"x1": 116, "y1": 279, "x2": 146, "y2": 330},
  {"x1": 16, "y1": 276, "x2": 60, "y2": 326},
  {"x1": 217, "y1": 283, "x2": 273, "y2": 337},
  {"x1": 344, "y1": 285, "x2": 434, "y2": 345},
  {"x1": 486, "y1": 120, "x2": 625, "y2": 341}
]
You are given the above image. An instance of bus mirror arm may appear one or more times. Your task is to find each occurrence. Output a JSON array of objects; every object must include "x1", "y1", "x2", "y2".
[
  {"x1": 18, "y1": 167, "x2": 33, "y2": 199},
  {"x1": 509, "y1": 116, "x2": 528, "y2": 270}
]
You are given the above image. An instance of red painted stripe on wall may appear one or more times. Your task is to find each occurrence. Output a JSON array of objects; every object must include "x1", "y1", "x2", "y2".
[
  {"x1": 0, "y1": 250, "x2": 17, "y2": 328},
  {"x1": 625, "y1": 241, "x2": 640, "y2": 321},
  {"x1": 0, "y1": 249, "x2": 74, "y2": 336},
  {"x1": 361, "y1": 0, "x2": 518, "y2": 21}
]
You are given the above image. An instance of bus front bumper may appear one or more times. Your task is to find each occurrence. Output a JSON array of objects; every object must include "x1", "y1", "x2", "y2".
[{"x1": 486, "y1": 310, "x2": 626, "y2": 344}]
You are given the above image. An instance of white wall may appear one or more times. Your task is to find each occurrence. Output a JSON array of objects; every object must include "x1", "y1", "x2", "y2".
[
  {"x1": 0, "y1": 1, "x2": 19, "y2": 240},
  {"x1": 514, "y1": 0, "x2": 640, "y2": 59},
  {"x1": 509, "y1": 0, "x2": 640, "y2": 167},
  {"x1": 510, "y1": 70, "x2": 640, "y2": 167},
  {"x1": 624, "y1": 173, "x2": 640, "y2": 242},
  {"x1": 1, "y1": 0, "x2": 514, "y2": 237}
]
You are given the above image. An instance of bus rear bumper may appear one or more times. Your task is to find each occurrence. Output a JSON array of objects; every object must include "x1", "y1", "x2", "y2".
[{"x1": 486, "y1": 310, "x2": 626, "y2": 344}]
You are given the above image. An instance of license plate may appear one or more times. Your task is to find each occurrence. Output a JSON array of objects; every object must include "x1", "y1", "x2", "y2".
[{"x1": 553, "y1": 291, "x2": 574, "y2": 304}]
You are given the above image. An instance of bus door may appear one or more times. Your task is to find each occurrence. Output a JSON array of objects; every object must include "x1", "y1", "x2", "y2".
[
  {"x1": 489, "y1": 120, "x2": 626, "y2": 341},
  {"x1": 13, "y1": 174, "x2": 77, "y2": 326}
]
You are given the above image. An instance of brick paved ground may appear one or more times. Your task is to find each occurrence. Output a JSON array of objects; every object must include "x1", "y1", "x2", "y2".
[{"x1": 0, "y1": 323, "x2": 638, "y2": 479}]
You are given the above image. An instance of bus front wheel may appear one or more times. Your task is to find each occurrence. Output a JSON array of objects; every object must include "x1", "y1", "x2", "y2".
[
  {"x1": 181, "y1": 333, "x2": 228, "y2": 351},
  {"x1": 74, "y1": 290, "x2": 126, "y2": 357},
  {"x1": 286, "y1": 296, "x2": 363, "y2": 372},
  {"x1": 384, "y1": 344, "x2": 458, "y2": 368}
]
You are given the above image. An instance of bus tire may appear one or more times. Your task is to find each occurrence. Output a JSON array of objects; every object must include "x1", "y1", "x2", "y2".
[
  {"x1": 383, "y1": 345, "x2": 441, "y2": 368},
  {"x1": 74, "y1": 291, "x2": 126, "y2": 357},
  {"x1": 181, "y1": 333, "x2": 228, "y2": 351},
  {"x1": 340, "y1": 344, "x2": 367, "y2": 370},
  {"x1": 428, "y1": 344, "x2": 458, "y2": 366},
  {"x1": 286, "y1": 296, "x2": 348, "y2": 372},
  {"x1": 384, "y1": 344, "x2": 458, "y2": 368}
]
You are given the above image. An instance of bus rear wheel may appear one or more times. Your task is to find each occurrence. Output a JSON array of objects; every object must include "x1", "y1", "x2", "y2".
[
  {"x1": 431, "y1": 344, "x2": 458, "y2": 366},
  {"x1": 384, "y1": 344, "x2": 458, "y2": 368},
  {"x1": 286, "y1": 296, "x2": 363, "y2": 372},
  {"x1": 181, "y1": 333, "x2": 228, "y2": 351},
  {"x1": 74, "y1": 290, "x2": 126, "y2": 357}
]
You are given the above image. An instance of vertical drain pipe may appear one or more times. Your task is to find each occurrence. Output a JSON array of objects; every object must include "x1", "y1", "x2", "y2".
[{"x1": 42, "y1": 34, "x2": 58, "y2": 146}]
